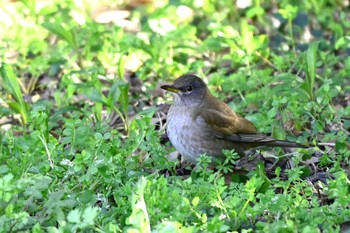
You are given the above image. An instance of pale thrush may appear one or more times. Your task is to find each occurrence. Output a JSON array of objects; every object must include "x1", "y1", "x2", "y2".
[{"x1": 161, "y1": 74, "x2": 306, "y2": 166}]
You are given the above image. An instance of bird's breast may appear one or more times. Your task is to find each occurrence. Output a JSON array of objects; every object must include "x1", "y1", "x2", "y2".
[
  {"x1": 166, "y1": 106, "x2": 237, "y2": 164},
  {"x1": 166, "y1": 106, "x2": 198, "y2": 163}
]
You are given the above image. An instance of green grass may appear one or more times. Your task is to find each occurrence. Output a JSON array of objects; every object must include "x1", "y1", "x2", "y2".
[{"x1": 0, "y1": 0, "x2": 350, "y2": 232}]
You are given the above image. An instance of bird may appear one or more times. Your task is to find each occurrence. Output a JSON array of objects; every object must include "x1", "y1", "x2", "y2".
[{"x1": 161, "y1": 74, "x2": 307, "y2": 166}]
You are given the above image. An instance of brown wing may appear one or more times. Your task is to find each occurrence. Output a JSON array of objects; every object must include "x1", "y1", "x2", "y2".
[
  {"x1": 192, "y1": 109, "x2": 306, "y2": 148},
  {"x1": 192, "y1": 108, "x2": 257, "y2": 136}
]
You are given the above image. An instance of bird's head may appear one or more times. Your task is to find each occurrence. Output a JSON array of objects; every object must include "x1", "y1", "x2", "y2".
[{"x1": 161, "y1": 74, "x2": 209, "y2": 107}]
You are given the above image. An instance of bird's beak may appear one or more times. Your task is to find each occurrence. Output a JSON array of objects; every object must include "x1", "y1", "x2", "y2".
[{"x1": 161, "y1": 85, "x2": 180, "y2": 93}]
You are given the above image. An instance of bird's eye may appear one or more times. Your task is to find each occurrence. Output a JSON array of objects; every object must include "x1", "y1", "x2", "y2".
[{"x1": 186, "y1": 85, "x2": 193, "y2": 92}]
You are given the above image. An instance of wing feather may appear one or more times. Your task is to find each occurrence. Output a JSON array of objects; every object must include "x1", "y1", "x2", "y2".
[
  {"x1": 192, "y1": 108, "x2": 257, "y2": 136},
  {"x1": 191, "y1": 105, "x2": 305, "y2": 148}
]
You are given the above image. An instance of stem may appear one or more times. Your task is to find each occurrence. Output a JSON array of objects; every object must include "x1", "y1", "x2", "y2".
[
  {"x1": 289, "y1": 20, "x2": 296, "y2": 57},
  {"x1": 216, "y1": 185, "x2": 230, "y2": 220},
  {"x1": 70, "y1": 124, "x2": 76, "y2": 156},
  {"x1": 113, "y1": 106, "x2": 128, "y2": 135},
  {"x1": 39, "y1": 134, "x2": 54, "y2": 168}
]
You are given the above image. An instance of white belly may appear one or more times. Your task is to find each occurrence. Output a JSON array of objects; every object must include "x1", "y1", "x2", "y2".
[
  {"x1": 166, "y1": 106, "x2": 210, "y2": 164},
  {"x1": 166, "y1": 105, "x2": 246, "y2": 166}
]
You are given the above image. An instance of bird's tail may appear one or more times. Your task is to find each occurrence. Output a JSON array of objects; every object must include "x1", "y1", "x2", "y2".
[
  {"x1": 263, "y1": 139, "x2": 307, "y2": 148},
  {"x1": 222, "y1": 133, "x2": 308, "y2": 149}
]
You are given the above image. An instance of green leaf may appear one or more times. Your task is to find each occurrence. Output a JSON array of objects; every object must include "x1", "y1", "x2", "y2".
[
  {"x1": 82, "y1": 206, "x2": 99, "y2": 225},
  {"x1": 192, "y1": 196, "x2": 200, "y2": 207},
  {"x1": 7, "y1": 101, "x2": 22, "y2": 114},
  {"x1": 267, "y1": 107, "x2": 278, "y2": 119},
  {"x1": 67, "y1": 209, "x2": 81, "y2": 224},
  {"x1": 118, "y1": 53, "x2": 126, "y2": 79},
  {"x1": 85, "y1": 89, "x2": 107, "y2": 105},
  {"x1": 1, "y1": 64, "x2": 22, "y2": 99},
  {"x1": 0, "y1": 106, "x2": 14, "y2": 117},
  {"x1": 278, "y1": 5, "x2": 298, "y2": 20},
  {"x1": 272, "y1": 126, "x2": 287, "y2": 140},
  {"x1": 117, "y1": 80, "x2": 130, "y2": 121},
  {"x1": 256, "y1": 162, "x2": 271, "y2": 193},
  {"x1": 0, "y1": 165, "x2": 9, "y2": 173},
  {"x1": 246, "y1": 6, "x2": 265, "y2": 18},
  {"x1": 125, "y1": 177, "x2": 150, "y2": 233},
  {"x1": 241, "y1": 20, "x2": 254, "y2": 55},
  {"x1": 42, "y1": 22, "x2": 78, "y2": 49},
  {"x1": 0, "y1": 63, "x2": 29, "y2": 125},
  {"x1": 107, "y1": 82, "x2": 121, "y2": 106},
  {"x1": 202, "y1": 36, "x2": 227, "y2": 52},
  {"x1": 305, "y1": 42, "x2": 319, "y2": 100},
  {"x1": 335, "y1": 36, "x2": 350, "y2": 50}
]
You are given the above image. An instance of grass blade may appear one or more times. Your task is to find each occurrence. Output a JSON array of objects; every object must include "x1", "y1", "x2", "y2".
[{"x1": 0, "y1": 63, "x2": 29, "y2": 125}]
